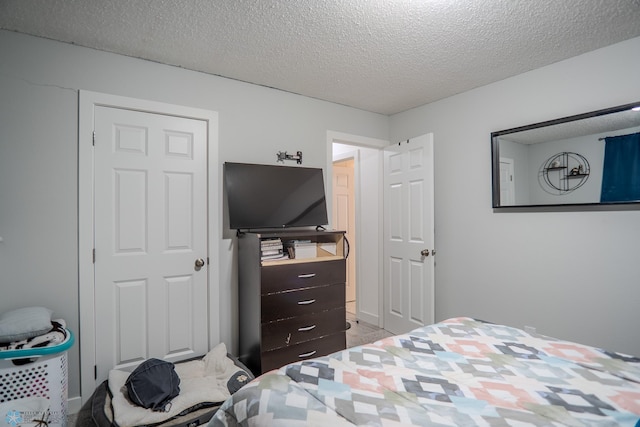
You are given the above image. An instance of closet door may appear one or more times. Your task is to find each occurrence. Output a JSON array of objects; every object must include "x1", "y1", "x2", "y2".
[{"x1": 93, "y1": 106, "x2": 208, "y2": 382}]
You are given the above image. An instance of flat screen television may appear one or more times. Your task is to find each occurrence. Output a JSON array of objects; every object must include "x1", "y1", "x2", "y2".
[{"x1": 224, "y1": 162, "x2": 329, "y2": 230}]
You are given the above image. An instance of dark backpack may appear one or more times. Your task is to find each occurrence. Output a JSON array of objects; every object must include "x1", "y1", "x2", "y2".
[{"x1": 125, "y1": 358, "x2": 180, "y2": 412}]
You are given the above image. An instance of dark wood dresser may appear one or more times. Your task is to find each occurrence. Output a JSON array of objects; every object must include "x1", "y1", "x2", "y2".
[{"x1": 237, "y1": 229, "x2": 347, "y2": 375}]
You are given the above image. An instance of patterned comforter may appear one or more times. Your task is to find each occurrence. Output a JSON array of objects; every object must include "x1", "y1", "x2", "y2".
[{"x1": 208, "y1": 317, "x2": 640, "y2": 426}]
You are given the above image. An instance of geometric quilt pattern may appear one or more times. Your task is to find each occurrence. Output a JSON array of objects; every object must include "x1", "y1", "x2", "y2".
[{"x1": 209, "y1": 317, "x2": 640, "y2": 426}]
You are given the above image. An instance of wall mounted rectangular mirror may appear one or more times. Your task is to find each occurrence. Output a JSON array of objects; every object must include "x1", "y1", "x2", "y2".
[{"x1": 492, "y1": 101, "x2": 640, "y2": 210}]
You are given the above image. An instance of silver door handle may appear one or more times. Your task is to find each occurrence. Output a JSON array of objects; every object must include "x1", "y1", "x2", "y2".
[
  {"x1": 195, "y1": 258, "x2": 205, "y2": 270},
  {"x1": 420, "y1": 249, "x2": 430, "y2": 257}
]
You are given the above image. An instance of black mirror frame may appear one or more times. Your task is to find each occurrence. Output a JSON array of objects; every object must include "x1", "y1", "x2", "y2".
[{"x1": 491, "y1": 101, "x2": 640, "y2": 211}]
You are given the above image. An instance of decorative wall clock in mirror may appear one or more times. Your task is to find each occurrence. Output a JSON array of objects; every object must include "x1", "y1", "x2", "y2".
[{"x1": 492, "y1": 101, "x2": 640, "y2": 210}]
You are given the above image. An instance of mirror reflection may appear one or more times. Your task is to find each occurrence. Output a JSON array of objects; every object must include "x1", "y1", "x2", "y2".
[{"x1": 492, "y1": 101, "x2": 640, "y2": 208}]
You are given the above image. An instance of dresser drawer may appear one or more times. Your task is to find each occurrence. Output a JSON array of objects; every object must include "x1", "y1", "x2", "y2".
[
  {"x1": 261, "y1": 259, "x2": 346, "y2": 294},
  {"x1": 261, "y1": 306, "x2": 346, "y2": 351},
  {"x1": 261, "y1": 332, "x2": 346, "y2": 373},
  {"x1": 261, "y1": 283, "x2": 344, "y2": 322}
]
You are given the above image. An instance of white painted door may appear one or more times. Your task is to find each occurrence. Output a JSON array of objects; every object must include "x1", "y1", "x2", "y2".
[
  {"x1": 93, "y1": 106, "x2": 208, "y2": 382},
  {"x1": 499, "y1": 157, "x2": 515, "y2": 206},
  {"x1": 332, "y1": 160, "x2": 356, "y2": 306},
  {"x1": 383, "y1": 134, "x2": 434, "y2": 334}
]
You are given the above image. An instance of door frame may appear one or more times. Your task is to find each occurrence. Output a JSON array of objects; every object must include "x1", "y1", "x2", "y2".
[
  {"x1": 499, "y1": 157, "x2": 516, "y2": 206},
  {"x1": 78, "y1": 91, "x2": 220, "y2": 402},
  {"x1": 327, "y1": 131, "x2": 389, "y2": 327}
]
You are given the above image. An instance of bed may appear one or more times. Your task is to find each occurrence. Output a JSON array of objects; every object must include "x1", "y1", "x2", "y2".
[{"x1": 208, "y1": 317, "x2": 640, "y2": 426}]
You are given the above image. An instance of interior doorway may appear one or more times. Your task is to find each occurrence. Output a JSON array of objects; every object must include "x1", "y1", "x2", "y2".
[
  {"x1": 330, "y1": 133, "x2": 387, "y2": 328},
  {"x1": 329, "y1": 131, "x2": 435, "y2": 333}
]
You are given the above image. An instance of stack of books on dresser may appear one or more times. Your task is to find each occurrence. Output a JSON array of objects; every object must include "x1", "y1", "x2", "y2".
[{"x1": 260, "y1": 238, "x2": 287, "y2": 261}]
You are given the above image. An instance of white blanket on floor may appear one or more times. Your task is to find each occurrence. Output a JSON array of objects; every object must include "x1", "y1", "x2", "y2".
[{"x1": 108, "y1": 343, "x2": 246, "y2": 427}]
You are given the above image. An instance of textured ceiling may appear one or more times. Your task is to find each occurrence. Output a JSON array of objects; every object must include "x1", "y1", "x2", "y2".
[{"x1": 1, "y1": 0, "x2": 640, "y2": 115}]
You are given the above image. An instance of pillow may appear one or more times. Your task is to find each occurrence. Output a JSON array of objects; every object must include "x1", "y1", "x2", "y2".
[{"x1": 0, "y1": 306, "x2": 53, "y2": 344}]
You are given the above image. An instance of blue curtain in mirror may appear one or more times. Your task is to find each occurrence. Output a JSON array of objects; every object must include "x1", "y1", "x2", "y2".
[{"x1": 600, "y1": 132, "x2": 640, "y2": 202}]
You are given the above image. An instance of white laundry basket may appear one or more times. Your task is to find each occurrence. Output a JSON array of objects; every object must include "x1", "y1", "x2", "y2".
[{"x1": 0, "y1": 330, "x2": 73, "y2": 427}]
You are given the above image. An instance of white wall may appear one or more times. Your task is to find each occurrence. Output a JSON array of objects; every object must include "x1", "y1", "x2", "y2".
[
  {"x1": 390, "y1": 36, "x2": 640, "y2": 356},
  {"x1": 0, "y1": 30, "x2": 388, "y2": 403}
]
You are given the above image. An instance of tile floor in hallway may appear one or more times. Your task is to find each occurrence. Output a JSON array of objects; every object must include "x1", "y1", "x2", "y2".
[{"x1": 346, "y1": 307, "x2": 394, "y2": 348}]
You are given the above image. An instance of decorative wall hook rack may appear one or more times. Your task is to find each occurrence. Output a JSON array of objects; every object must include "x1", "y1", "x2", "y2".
[{"x1": 277, "y1": 151, "x2": 303, "y2": 164}]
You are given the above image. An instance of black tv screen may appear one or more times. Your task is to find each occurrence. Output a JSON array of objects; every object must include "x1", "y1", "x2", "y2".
[{"x1": 224, "y1": 162, "x2": 329, "y2": 230}]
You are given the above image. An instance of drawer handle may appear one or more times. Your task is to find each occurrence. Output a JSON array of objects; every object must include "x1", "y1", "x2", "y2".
[
  {"x1": 297, "y1": 299, "x2": 316, "y2": 305},
  {"x1": 298, "y1": 273, "x2": 316, "y2": 279},
  {"x1": 298, "y1": 324, "x2": 317, "y2": 332},
  {"x1": 298, "y1": 350, "x2": 317, "y2": 359}
]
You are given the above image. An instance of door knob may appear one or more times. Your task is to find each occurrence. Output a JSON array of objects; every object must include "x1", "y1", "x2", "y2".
[
  {"x1": 420, "y1": 249, "x2": 430, "y2": 257},
  {"x1": 195, "y1": 258, "x2": 205, "y2": 269}
]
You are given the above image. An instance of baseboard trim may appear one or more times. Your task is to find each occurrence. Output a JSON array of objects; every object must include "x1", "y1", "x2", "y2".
[
  {"x1": 68, "y1": 396, "x2": 82, "y2": 415},
  {"x1": 354, "y1": 311, "x2": 379, "y2": 328}
]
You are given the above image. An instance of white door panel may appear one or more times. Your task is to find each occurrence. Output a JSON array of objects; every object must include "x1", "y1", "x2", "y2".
[
  {"x1": 383, "y1": 134, "x2": 434, "y2": 334},
  {"x1": 332, "y1": 160, "x2": 356, "y2": 304},
  {"x1": 93, "y1": 106, "x2": 208, "y2": 381}
]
